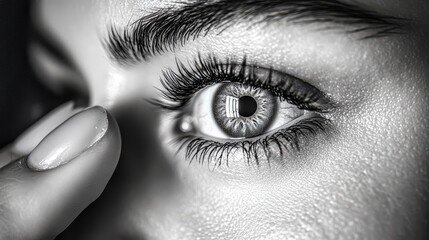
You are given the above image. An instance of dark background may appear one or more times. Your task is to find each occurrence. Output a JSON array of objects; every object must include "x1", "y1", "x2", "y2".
[{"x1": 0, "y1": 0, "x2": 63, "y2": 147}]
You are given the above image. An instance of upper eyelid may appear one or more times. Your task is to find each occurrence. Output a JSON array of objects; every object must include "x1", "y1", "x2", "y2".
[{"x1": 150, "y1": 55, "x2": 335, "y2": 113}]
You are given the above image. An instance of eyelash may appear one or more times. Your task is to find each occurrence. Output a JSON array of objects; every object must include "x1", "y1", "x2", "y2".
[
  {"x1": 151, "y1": 54, "x2": 333, "y2": 167},
  {"x1": 150, "y1": 54, "x2": 332, "y2": 112},
  {"x1": 174, "y1": 116, "x2": 330, "y2": 167}
]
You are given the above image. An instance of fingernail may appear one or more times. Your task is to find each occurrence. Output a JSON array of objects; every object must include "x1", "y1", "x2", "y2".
[
  {"x1": 12, "y1": 101, "x2": 84, "y2": 155},
  {"x1": 27, "y1": 106, "x2": 108, "y2": 171}
]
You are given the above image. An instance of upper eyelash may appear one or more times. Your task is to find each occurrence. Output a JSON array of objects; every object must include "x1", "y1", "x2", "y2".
[
  {"x1": 171, "y1": 116, "x2": 330, "y2": 168},
  {"x1": 149, "y1": 54, "x2": 334, "y2": 112}
]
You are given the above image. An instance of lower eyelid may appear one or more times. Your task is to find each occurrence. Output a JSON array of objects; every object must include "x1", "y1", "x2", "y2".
[
  {"x1": 172, "y1": 115, "x2": 330, "y2": 167},
  {"x1": 188, "y1": 111, "x2": 319, "y2": 142}
]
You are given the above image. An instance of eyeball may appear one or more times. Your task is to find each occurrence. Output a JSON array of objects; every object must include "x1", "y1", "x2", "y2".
[
  {"x1": 179, "y1": 82, "x2": 306, "y2": 140},
  {"x1": 212, "y1": 83, "x2": 277, "y2": 138}
]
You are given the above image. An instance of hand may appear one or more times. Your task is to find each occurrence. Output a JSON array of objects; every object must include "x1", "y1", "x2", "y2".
[{"x1": 0, "y1": 103, "x2": 121, "y2": 240}]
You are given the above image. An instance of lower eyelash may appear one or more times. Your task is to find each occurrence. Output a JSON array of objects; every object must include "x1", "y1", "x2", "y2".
[{"x1": 171, "y1": 116, "x2": 331, "y2": 168}]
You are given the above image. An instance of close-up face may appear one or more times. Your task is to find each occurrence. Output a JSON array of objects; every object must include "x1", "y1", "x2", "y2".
[{"x1": 30, "y1": 0, "x2": 428, "y2": 239}]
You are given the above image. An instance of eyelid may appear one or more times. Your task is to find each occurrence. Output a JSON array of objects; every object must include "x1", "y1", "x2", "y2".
[
  {"x1": 174, "y1": 115, "x2": 331, "y2": 167},
  {"x1": 150, "y1": 54, "x2": 335, "y2": 113},
  {"x1": 226, "y1": 61, "x2": 336, "y2": 112}
]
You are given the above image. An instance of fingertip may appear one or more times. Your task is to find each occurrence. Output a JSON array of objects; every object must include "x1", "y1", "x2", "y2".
[
  {"x1": 11, "y1": 101, "x2": 83, "y2": 156},
  {"x1": 0, "y1": 106, "x2": 121, "y2": 239},
  {"x1": 27, "y1": 106, "x2": 109, "y2": 171}
]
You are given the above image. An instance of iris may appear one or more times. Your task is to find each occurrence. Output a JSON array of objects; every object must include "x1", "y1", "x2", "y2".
[{"x1": 213, "y1": 83, "x2": 276, "y2": 138}]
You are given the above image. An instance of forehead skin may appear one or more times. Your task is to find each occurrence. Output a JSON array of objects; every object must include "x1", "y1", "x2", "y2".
[{"x1": 33, "y1": 0, "x2": 429, "y2": 239}]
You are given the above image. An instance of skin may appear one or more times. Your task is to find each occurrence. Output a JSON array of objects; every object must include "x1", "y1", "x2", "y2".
[
  {"x1": 1, "y1": 0, "x2": 428, "y2": 239},
  {"x1": 0, "y1": 106, "x2": 121, "y2": 239}
]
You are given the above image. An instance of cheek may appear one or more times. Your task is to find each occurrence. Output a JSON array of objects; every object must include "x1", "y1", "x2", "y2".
[
  {"x1": 318, "y1": 63, "x2": 429, "y2": 236},
  {"x1": 148, "y1": 57, "x2": 429, "y2": 239}
]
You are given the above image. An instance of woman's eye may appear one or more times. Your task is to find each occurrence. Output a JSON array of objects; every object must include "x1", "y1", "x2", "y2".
[
  {"x1": 187, "y1": 82, "x2": 306, "y2": 140},
  {"x1": 151, "y1": 55, "x2": 334, "y2": 166}
]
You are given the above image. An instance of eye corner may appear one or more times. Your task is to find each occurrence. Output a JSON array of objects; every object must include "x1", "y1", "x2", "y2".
[
  {"x1": 312, "y1": 96, "x2": 339, "y2": 113},
  {"x1": 296, "y1": 91, "x2": 339, "y2": 113}
]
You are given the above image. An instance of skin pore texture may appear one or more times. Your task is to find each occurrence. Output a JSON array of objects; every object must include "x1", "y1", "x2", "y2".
[{"x1": 32, "y1": 0, "x2": 428, "y2": 239}]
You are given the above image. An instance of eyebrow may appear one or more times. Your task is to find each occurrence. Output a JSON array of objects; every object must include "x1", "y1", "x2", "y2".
[{"x1": 105, "y1": 0, "x2": 407, "y2": 65}]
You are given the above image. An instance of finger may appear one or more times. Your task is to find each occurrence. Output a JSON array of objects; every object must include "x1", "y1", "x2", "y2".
[
  {"x1": 0, "y1": 101, "x2": 82, "y2": 169},
  {"x1": 0, "y1": 102, "x2": 82, "y2": 169},
  {"x1": 0, "y1": 145, "x2": 20, "y2": 169},
  {"x1": 0, "y1": 106, "x2": 121, "y2": 240},
  {"x1": 11, "y1": 101, "x2": 83, "y2": 157}
]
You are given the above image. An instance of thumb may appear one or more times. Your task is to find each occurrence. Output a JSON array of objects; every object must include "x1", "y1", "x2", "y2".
[{"x1": 0, "y1": 106, "x2": 121, "y2": 240}]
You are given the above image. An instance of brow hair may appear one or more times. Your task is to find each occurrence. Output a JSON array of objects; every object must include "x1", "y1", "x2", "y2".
[{"x1": 105, "y1": 0, "x2": 408, "y2": 65}]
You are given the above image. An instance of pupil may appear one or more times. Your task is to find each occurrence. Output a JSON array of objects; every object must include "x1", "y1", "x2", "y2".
[{"x1": 238, "y1": 96, "x2": 257, "y2": 117}]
